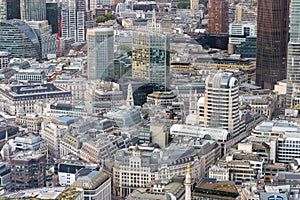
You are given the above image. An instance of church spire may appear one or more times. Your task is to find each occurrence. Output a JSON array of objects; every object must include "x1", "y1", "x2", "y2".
[{"x1": 126, "y1": 83, "x2": 134, "y2": 109}]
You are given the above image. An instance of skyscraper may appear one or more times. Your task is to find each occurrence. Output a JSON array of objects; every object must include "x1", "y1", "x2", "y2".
[
  {"x1": 256, "y1": 0, "x2": 289, "y2": 89},
  {"x1": 61, "y1": 0, "x2": 87, "y2": 42},
  {"x1": 132, "y1": 12, "x2": 170, "y2": 89},
  {"x1": 286, "y1": 0, "x2": 300, "y2": 107},
  {"x1": 0, "y1": 0, "x2": 20, "y2": 20},
  {"x1": 198, "y1": 71, "x2": 242, "y2": 138},
  {"x1": 208, "y1": 0, "x2": 228, "y2": 34},
  {"x1": 87, "y1": 27, "x2": 114, "y2": 81},
  {"x1": 20, "y1": 0, "x2": 46, "y2": 21}
]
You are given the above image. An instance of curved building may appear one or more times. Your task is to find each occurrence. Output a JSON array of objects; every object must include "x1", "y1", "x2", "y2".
[
  {"x1": 0, "y1": 19, "x2": 41, "y2": 59},
  {"x1": 199, "y1": 71, "x2": 241, "y2": 138}
]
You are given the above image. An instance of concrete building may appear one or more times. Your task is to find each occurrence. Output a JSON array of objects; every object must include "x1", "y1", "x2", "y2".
[
  {"x1": 40, "y1": 116, "x2": 79, "y2": 158},
  {"x1": 209, "y1": 165, "x2": 229, "y2": 181},
  {"x1": 113, "y1": 141, "x2": 221, "y2": 197},
  {"x1": 132, "y1": 25, "x2": 170, "y2": 89},
  {"x1": 61, "y1": 0, "x2": 86, "y2": 42},
  {"x1": 72, "y1": 169, "x2": 111, "y2": 200},
  {"x1": 10, "y1": 151, "x2": 46, "y2": 191},
  {"x1": 198, "y1": 71, "x2": 244, "y2": 139},
  {"x1": 16, "y1": 113, "x2": 43, "y2": 133},
  {"x1": 208, "y1": 0, "x2": 229, "y2": 34},
  {"x1": 14, "y1": 133, "x2": 44, "y2": 151},
  {"x1": 128, "y1": 177, "x2": 186, "y2": 200},
  {"x1": 0, "y1": 163, "x2": 11, "y2": 193},
  {"x1": 0, "y1": 51, "x2": 9, "y2": 70},
  {"x1": 6, "y1": 187, "x2": 84, "y2": 200},
  {"x1": 79, "y1": 134, "x2": 135, "y2": 164},
  {"x1": 53, "y1": 75, "x2": 86, "y2": 102},
  {"x1": 235, "y1": 3, "x2": 256, "y2": 22},
  {"x1": 87, "y1": 27, "x2": 114, "y2": 81},
  {"x1": 58, "y1": 161, "x2": 98, "y2": 187},
  {"x1": 20, "y1": 0, "x2": 46, "y2": 21},
  {"x1": 229, "y1": 22, "x2": 256, "y2": 45},
  {"x1": 193, "y1": 179, "x2": 239, "y2": 199},
  {"x1": 0, "y1": 83, "x2": 71, "y2": 116}
]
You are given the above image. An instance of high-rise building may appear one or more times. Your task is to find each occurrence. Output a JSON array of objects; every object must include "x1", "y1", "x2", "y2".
[
  {"x1": 132, "y1": 14, "x2": 170, "y2": 89},
  {"x1": 0, "y1": 0, "x2": 21, "y2": 20},
  {"x1": 61, "y1": 0, "x2": 87, "y2": 42},
  {"x1": 10, "y1": 151, "x2": 46, "y2": 191},
  {"x1": 0, "y1": 19, "x2": 41, "y2": 59},
  {"x1": 20, "y1": 0, "x2": 46, "y2": 21},
  {"x1": 46, "y1": 1, "x2": 60, "y2": 34},
  {"x1": 27, "y1": 20, "x2": 58, "y2": 59},
  {"x1": 198, "y1": 71, "x2": 242, "y2": 138},
  {"x1": 256, "y1": 0, "x2": 289, "y2": 89},
  {"x1": 87, "y1": 27, "x2": 114, "y2": 81},
  {"x1": 235, "y1": 3, "x2": 256, "y2": 22},
  {"x1": 286, "y1": 0, "x2": 300, "y2": 107},
  {"x1": 229, "y1": 22, "x2": 256, "y2": 45},
  {"x1": 208, "y1": 0, "x2": 228, "y2": 34}
]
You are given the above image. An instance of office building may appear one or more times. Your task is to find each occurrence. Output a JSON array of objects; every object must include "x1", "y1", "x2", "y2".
[
  {"x1": 41, "y1": 116, "x2": 79, "y2": 159},
  {"x1": 198, "y1": 71, "x2": 243, "y2": 138},
  {"x1": 286, "y1": 0, "x2": 300, "y2": 107},
  {"x1": 235, "y1": 3, "x2": 256, "y2": 22},
  {"x1": 235, "y1": 36, "x2": 256, "y2": 58},
  {"x1": 20, "y1": 0, "x2": 46, "y2": 21},
  {"x1": 0, "y1": 83, "x2": 71, "y2": 116},
  {"x1": 61, "y1": 0, "x2": 87, "y2": 42},
  {"x1": 113, "y1": 142, "x2": 220, "y2": 197},
  {"x1": 10, "y1": 151, "x2": 46, "y2": 191},
  {"x1": 0, "y1": 0, "x2": 20, "y2": 20},
  {"x1": 6, "y1": 187, "x2": 84, "y2": 199},
  {"x1": 0, "y1": 52, "x2": 9, "y2": 70},
  {"x1": 0, "y1": 19, "x2": 41, "y2": 59},
  {"x1": 58, "y1": 161, "x2": 98, "y2": 186},
  {"x1": 256, "y1": 0, "x2": 289, "y2": 89},
  {"x1": 27, "y1": 21, "x2": 57, "y2": 59},
  {"x1": 208, "y1": 0, "x2": 228, "y2": 34},
  {"x1": 46, "y1": 1, "x2": 60, "y2": 34},
  {"x1": 193, "y1": 179, "x2": 239, "y2": 199},
  {"x1": 87, "y1": 27, "x2": 114, "y2": 81},
  {"x1": 229, "y1": 22, "x2": 256, "y2": 45},
  {"x1": 72, "y1": 169, "x2": 111, "y2": 200},
  {"x1": 0, "y1": 163, "x2": 11, "y2": 193},
  {"x1": 132, "y1": 30, "x2": 170, "y2": 89}
]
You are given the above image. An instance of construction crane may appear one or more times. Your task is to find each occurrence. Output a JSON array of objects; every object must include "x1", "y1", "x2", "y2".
[{"x1": 57, "y1": 18, "x2": 63, "y2": 58}]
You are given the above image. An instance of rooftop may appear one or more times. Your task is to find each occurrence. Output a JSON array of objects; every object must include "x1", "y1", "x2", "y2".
[{"x1": 6, "y1": 187, "x2": 83, "y2": 199}]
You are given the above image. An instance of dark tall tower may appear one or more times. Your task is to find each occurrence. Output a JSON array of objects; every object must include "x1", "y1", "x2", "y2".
[
  {"x1": 7, "y1": 0, "x2": 21, "y2": 19},
  {"x1": 256, "y1": 0, "x2": 290, "y2": 89},
  {"x1": 208, "y1": 0, "x2": 229, "y2": 34}
]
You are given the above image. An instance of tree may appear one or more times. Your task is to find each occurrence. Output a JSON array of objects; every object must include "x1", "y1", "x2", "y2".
[
  {"x1": 96, "y1": 13, "x2": 116, "y2": 23},
  {"x1": 96, "y1": 16, "x2": 106, "y2": 23},
  {"x1": 177, "y1": 1, "x2": 190, "y2": 9}
]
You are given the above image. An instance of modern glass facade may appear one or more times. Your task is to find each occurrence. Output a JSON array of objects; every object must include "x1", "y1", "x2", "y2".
[
  {"x1": 0, "y1": 19, "x2": 41, "y2": 59},
  {"x1": 20, "y1": 0, "x2": 46, "y2": 21},
  {"x1": 87, "y1": 27, "x2": 114, "y2": 81},
  {"x1": 132, "y1": 30, "x2": 170, "y2": 89},
  {"x1": 256, "y1": 0, "x2": 290, "y2": 89},
  {"x1": 286, "y1": 0, "x2": 300, "y2": 107}
]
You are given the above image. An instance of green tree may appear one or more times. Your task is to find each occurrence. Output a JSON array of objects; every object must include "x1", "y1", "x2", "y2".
[
  {"x1": 96, "y1": 16, "x2": 106, "y2": 23},
  {"x1": 177, "y1": 1, "x2": 190, "y2": 9}
]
